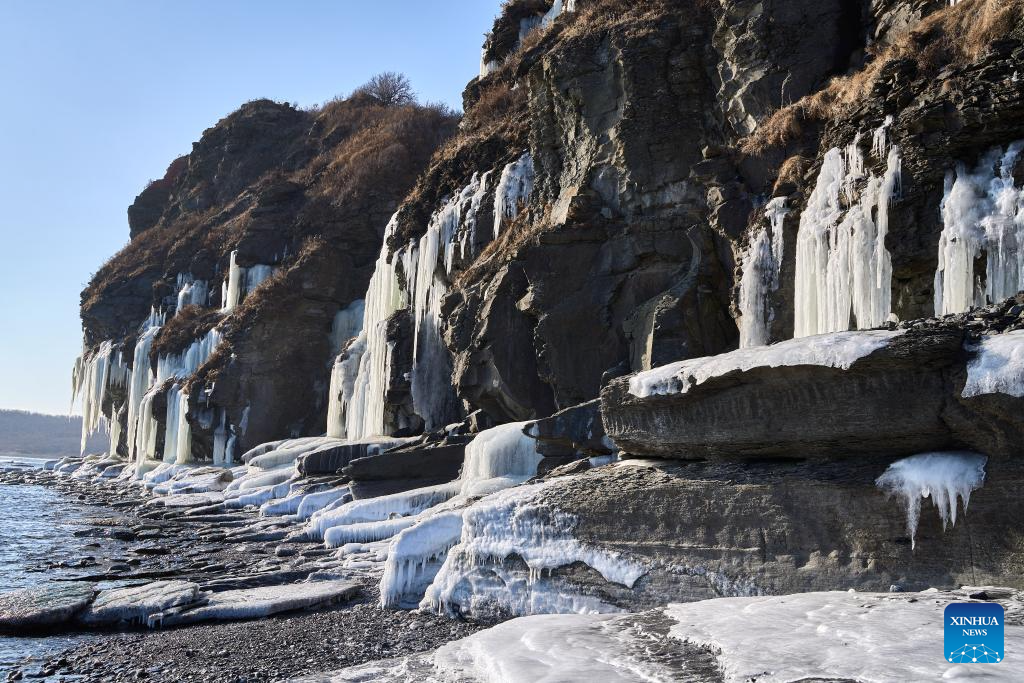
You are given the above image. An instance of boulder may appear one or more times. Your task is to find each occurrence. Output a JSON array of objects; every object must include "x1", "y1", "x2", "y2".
[
  {"x1": 343, "y1": 443, "x2": 466, "y2": 482},
  {"x1": 526, "y1": 399, "x2": 613, "y2": 457},
  {"x1": 0, "y1": 584, "x2": 95, "y2": 631}
]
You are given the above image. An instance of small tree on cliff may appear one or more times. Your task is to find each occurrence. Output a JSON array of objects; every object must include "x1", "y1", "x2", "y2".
[{"x1": 354, "y1": 72, "x2": 416, "y2": 107}]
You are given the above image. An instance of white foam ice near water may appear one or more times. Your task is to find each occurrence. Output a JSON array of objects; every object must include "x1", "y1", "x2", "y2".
[
  {"x1": 794, "y1": 119, "x2": 901, "y2": 337},
  {"x1": 628, "y1": 329, "x2": 902, "y2": 398},
  {"x1": 875, "y1": 451, "x2": 987, "y2": 549},
  {"x1": 962, "y1": 330, "x2": 1024, "y2": 398},
  {"x1": 934, "y1": 141, "x2": 1024, "y2": 315}
]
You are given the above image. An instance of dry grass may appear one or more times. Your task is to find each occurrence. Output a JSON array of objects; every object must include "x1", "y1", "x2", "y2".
[{"x1": 740, "y1": 0, "x2": 1024, "y2": 155}]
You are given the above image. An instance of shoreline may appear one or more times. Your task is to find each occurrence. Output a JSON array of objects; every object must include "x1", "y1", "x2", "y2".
[{"x1": 0, "y1": 466, "x2": 482, "y2": 683}]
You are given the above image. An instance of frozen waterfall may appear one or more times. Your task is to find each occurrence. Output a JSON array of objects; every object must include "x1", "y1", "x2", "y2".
[
  {"x1": 934, "y1": 141, "x2": 1024, "y2": 316},
  {"x1": 794, "y1": 119, "x2": 901, "y2": 337},
  {"x1": 738, "y1": 197, "x2": 789, "y2": 348}
]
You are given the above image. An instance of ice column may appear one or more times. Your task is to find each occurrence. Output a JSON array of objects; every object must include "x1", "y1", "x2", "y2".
[
  {"x1": 934, "y1": 141, "x2": 1024, "y2": 315},
  {"x1": 794, "y1": 122, "x2": 901, "y2": 337},
  {"x1": 493, "y1": 153, "x2": 534, "y2": 239},
  {"x1": 738, "y1": 198, "x2": 789, "y2": 347}
]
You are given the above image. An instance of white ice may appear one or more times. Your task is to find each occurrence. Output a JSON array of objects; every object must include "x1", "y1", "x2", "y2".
[
  {"x1": 875, "y1": 451, "x2": 987, "y2": 549},
  {"x1": 794, "y1": 122, "x2": 901, "y2": 337},
  {"x1": 666, "y1": 590, "x2": 1020, "y2": 682},
  {"x1": 78, "y1": 580, "x2": 199, "y2": 626},
  {"x1": 738, "y1": 197, "x2": 789, "y2": 348},
  {"x1": 963, "y1": 330, "x2": 1024, "y2": 398},
  {"x1": 629, "y1": 329, "x2": 902, "y2": 398},
  {"x1": 935, "y1": 141, "x2": 1024, "y2": 315}
]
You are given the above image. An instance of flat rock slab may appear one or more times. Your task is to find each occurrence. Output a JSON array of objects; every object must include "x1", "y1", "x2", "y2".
[
  {"x1": 153, "y1": 580, "x2": 360, "y2": 626},
  {"x1": 78, "y1": 580, "x2": 200, "y2": 626},
  {"x1": 148, "y1": 492, "x2": 226, "y2": 507},
  {"x1": 0, "y1": 583, "x2": 95, "y2": 631}
]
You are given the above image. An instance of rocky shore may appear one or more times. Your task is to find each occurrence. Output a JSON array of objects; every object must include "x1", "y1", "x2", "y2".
[{"x1": 0, "y1": 467, "x2": 479, "y2": 683}]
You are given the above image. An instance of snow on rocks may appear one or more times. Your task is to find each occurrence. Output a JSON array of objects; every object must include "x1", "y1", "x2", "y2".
[
  {"x1": 963, "y1": 330, "x2": 1024, "y2": 398},
  {"x1": 0, "y1": 584, "x2": 96, "y2": 631},
  {"x1": 628, "y1": 329, "x2": 902, "y2": 397},
  {"x1": 78, "y1": 580, "x2": 199, "y2": 626},
  {"x1": 666, "y1": 590, "x2": 1022, "y2": 682},
  {"x1": 875, "y1": 452, "x2": 987, "y2": 549},
  {"x1": 149, "y1": 580, "x2": 360, "y2": 627}
]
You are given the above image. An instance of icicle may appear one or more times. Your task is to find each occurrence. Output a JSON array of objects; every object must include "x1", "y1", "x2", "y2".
[
  {"x1": 934, "y1": 141, "x2": 1024, "y2": 315},
  {"x1": 330, "y1": 300, "x2": 366, "y2": 355},
  {"x1": 875, "y1": 452, "x2": 986, "y2": 549},
  {"x1": 739, "y1": 198, "x2": 789, "y2": 348},
  {"x1": 493, "y1": 153, "x2": 534, "y2": 239},
  {"x1": 794, "y1": 123, "x2": 900, "y2": 337},
  {"x1": 222, "y1": 251, "x2": 244, "y2": 312}
]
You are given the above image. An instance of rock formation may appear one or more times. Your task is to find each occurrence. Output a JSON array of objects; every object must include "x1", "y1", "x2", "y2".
[{"x1": 66, "y1": 0, "x2": 1024, "y2": 630}]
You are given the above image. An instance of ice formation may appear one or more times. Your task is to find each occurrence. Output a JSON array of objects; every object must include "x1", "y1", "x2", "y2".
[
  {"x1": 72, "y1": 340, "x2": 129, "y2": 453},
  {"x1": 794, "y1": 119, "x2": 901, "y2": 337},
  {"x1": 329, "y1": 299, "x2": 365, "y2": 355},
  {"x1": 328, "y1": 162, "x2": 532, "y2": 440},
  {"x1": 963, "y1": 330, "x2": 1024, "y2": 397},
  {"x1": 629, "y1": 329, "x2": 901, "y2": 398},
  {"x1": 421, "y1": 480, "x2": 646, "y2": 617},
  {"x1": 78, "y1": 580, "x2": 199, "y2": 626},
  {"x1": 934, "y1": 141, "x2": 1024, "y2": 315},
  {"x1": 492, "y1": 153, "x2": 534, "y2": 239},
  {"x1": 541, "y1": 0, "x2": 576, "y2": 28},
  {"x1": 174, "y1": 273, "x2": 208, "y2": 311},
  {"x1": 875, "y1": 451, "x2": 987, "y2": 548},
  {"x1": 378, "y1": 511, "x2": 465, "y2": 608},
  {"x1": 220, "y1": 250, "x2": 275, "y2": 312},
  {"x1": 458, "y1": 421, "x2": 541, "y2": 493},
  {"x1": 738, "y1": 197, "x2": 789, "y2": 348}
]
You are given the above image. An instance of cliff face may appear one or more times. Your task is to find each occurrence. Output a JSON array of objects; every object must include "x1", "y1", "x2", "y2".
[
  {"x1": 66, "y1": 0, "x2": 1024, "y2": 624},
  {"x1": 79, "y1": 96, "x2": 458, "y2": 456}
]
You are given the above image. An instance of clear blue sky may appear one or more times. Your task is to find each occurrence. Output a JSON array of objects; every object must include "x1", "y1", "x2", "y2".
[{"x1": 0, "y1": 1, "x2": 499, "y2": 416}]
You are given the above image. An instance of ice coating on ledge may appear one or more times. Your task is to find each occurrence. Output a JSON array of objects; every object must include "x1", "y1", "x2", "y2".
[
  {"x1": 963, "y1": 330, "x2": 1024, "y2": 398},
  {"x1": 875, "y1": 451, "x2": 987, "y2": 549},
  {"x1": 628, "y1": 329, "x2": 903, "y2": 398},
  {"x1": 379, "y1": 510, "x2": 465, "y2": 608},
  {"x1": 421, "y1": 481, "x2": 646, "y2": 617},
  {"x1": 459, "y1": 421, "x2": 539, "y2": 494}
]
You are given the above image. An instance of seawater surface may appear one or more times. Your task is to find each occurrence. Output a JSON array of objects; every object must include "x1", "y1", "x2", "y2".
[{"x1": 0, "y1": 458, "x2": 123, "y2": 672}]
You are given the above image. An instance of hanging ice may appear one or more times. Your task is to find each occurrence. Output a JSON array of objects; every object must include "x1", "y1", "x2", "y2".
[
  {"x1": 72, "y1": 340, "x2": 129, "y2": 454},
  {"x1": 493, "y1": 153, "x2": 534, "y2": 239},
  {"x1": 738, "y1": 198, "x2": 789, "y2": 348},
  {"x1": 174, "y1": 273, "x2": 208, "y2": 312},
  {"x1": 421, "y1": 481, "x2": 646, "y2": 618},
  {"x1": 327, "y1": 216, "x2": 405, "y2": 440},
  {"x1": 541, "y1": 0, "x2": 576, "y2": 28},
  {"x1": 934, "y1": 141, "x2": 1024, "y2": 315},
  {"x1": 875, "y1": 451, "x2": 987, "y2": 549},
  {"x1": 330, "y1": 300, "x2": 365, "y2": 355},
  {"x1": 794, "y1": 121, "x2": 901, "y2": 337},
  {"x1": 221, "y1": 250, "x2": 275, "y2": 313}
]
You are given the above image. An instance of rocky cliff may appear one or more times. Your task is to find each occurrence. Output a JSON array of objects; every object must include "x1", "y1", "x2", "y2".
[{"x1": 70, "y1": 0, "x2": 1024, "y2": 621}]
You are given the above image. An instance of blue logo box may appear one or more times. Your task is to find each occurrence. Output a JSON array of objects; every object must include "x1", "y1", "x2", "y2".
[{"x1": 944, "y1": 602, "x2": 1005, "y2": 664}]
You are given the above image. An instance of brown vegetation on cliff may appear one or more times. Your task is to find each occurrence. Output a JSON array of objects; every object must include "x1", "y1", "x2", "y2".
[{"x1": 741, "y1": 0, "x2": 1024, "y2": 155}]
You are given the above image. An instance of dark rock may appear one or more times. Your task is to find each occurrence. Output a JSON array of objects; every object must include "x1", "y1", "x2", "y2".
[
  {"x1": 343, "y1": 443, "x2": 465, "y2": 482},
  {"x1": 0, "y1": 584, "x2": 95, "y2": 631}
]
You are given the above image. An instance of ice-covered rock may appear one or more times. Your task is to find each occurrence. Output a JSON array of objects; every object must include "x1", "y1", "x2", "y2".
[
  {"x1": 150, "y1": 580, "x2": 359, "y2": 627},
  {"x1": 963, "y1": 330, "x2": 1024, "y2": 398},
  {"x1": 78, "y1": 580, "x2": 199, "y2": 626},
  {"x1": 0, "y1": 584, "x2": 95, "y2": 631}
]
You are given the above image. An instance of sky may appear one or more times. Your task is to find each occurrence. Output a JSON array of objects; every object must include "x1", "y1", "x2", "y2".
[{"x1": 0, "y1": 0, "x2": 499, "y2": 416}]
